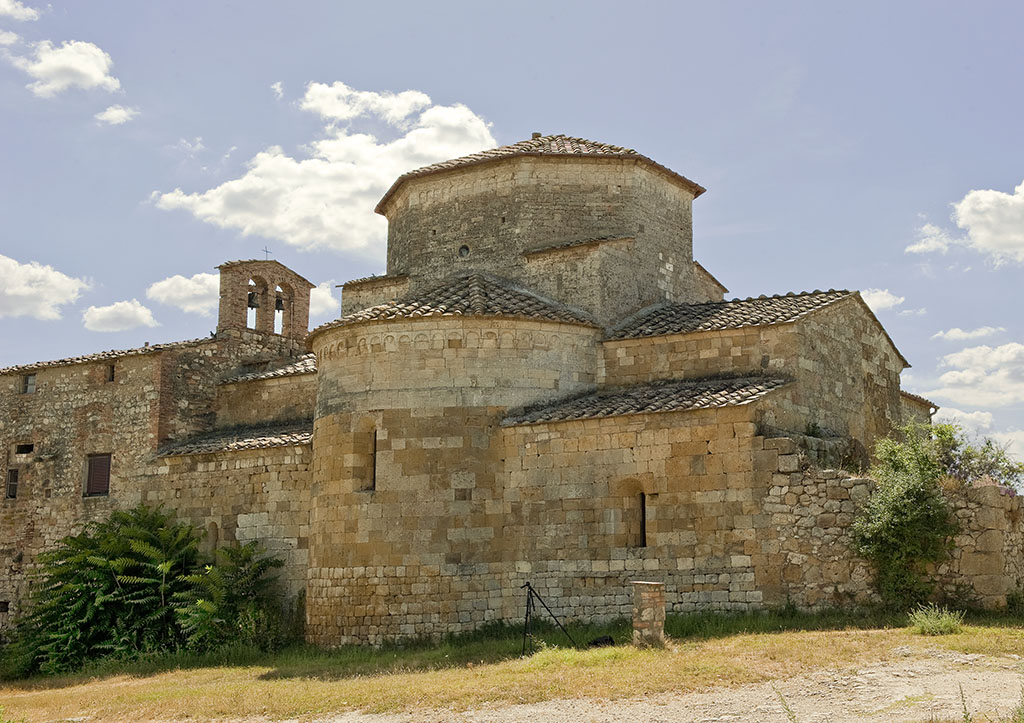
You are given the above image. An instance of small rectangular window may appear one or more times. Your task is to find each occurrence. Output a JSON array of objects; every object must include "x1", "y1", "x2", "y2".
[
  {"x1": 0, "y1": 601, "x2": 9, "y2": 613},
  {"x1": 5, "y1": 469, "x2": 18, "y2": 499},
  {"x1": 85, "y1": 454, "x2": 111, "y2": 497},
  {"x1": 106, "y1": 364, "x2": 116, "y2": 382},
  {"x1": 22, "y1": 374, "x2": 36, "y2": 394},
  {"x1": 15, "y1": 443, "x2": 34, "y2": 455}
]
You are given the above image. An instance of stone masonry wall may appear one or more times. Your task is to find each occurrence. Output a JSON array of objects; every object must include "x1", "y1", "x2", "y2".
[
  {"x1": 602, "y1": 296, "x2": 908, "y2": 453},
  {"x1": 151, "y1": 444, "x2": 313, "y2": 598},
  {"x1": 380, "y1": 157, "x2": 701, "y2": 323},
  {"x1": 0, "y1": 330, "x2": 307, "y2": 630},
  {"x1": 215, "y1": 373, "x2": 316, "y2": 428}
]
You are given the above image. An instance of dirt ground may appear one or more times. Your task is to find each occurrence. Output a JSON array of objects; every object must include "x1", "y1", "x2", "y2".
[{"x1": 318, "y1": 648, "x2": 1024, "y2": 723}]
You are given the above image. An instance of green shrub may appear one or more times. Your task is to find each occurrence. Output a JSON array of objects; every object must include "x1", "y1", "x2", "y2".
[
  {"x1": 852, "y1": 424, "x2": 958, "y2": 609},
  {"x1": 2, "y1": 505, "x2": 202, "y2": 676},
  {"x1": 176, "y1": 541, "x2": 286, "y2": 652},
  {"x1": 907, "y1": 603, "x2": 964, "y2": 635}
]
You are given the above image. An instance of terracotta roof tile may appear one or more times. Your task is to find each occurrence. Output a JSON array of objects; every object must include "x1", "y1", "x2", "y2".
[
  {"x1": 159, "y1": 421, "x2": 313, "y2": 457},
  {"x1": 221, "y1": 354, "x2": 316, "y2": 384},
  {"x1": 503, "y1": 376, "x2": 789, "y2": 426},
  {"x1": 900, "y1": 390, "x2": 938, "y2": 409},
  {"x1": 0, "y1": 338, "x2": 211, "y2": 375},
  {"x1": 376, "y1": 134, "x2": 705, "y2": 213},
  {"x1": 310, "y1": 273, "x2": 596, "y2": 338},
  {"x1": 523, "y1": 236, "x2": 634, "y2": 257},
  {"x1": 611, "y1": 290, "x2": 853, "y2": 340}
]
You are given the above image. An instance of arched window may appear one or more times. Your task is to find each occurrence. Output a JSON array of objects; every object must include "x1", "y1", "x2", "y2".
[
  {"x1": 273, "y1": 285, "x2": 285, "y2": 334},
  {"x1": 247, "y1": 279, "x2": 259, "y2": 329}
]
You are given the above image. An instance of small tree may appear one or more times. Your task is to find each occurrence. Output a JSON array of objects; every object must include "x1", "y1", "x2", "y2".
[{"x1": 853, "y1": 422, "x2": 1023, "y2": 609}]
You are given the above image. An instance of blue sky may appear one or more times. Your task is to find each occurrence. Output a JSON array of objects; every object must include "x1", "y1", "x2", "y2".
[{"x1": 2, "y1": 1, "x2": 1022, "y2": 456}]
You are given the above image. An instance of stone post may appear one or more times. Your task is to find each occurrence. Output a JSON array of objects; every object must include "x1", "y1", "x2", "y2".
[{"x1": 630, "y1": 581, "x2": 666, "y2": 646}]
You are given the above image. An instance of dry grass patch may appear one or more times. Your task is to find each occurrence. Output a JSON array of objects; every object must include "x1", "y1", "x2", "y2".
[{"x1": 2, "y1": 615, "x2": 1023, "y2": 722}]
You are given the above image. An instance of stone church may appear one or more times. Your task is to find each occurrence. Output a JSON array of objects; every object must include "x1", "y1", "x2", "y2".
[{"x1": 8, "y1": 133, "x2": 1012, "y2": 647}]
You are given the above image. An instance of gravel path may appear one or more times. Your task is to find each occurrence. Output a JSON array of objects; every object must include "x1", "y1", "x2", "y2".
[{"x1": 316, "y1": 649, "x2": 1023, "y2": 722}]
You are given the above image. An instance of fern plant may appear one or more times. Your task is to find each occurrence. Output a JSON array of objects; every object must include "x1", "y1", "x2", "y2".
[
  {"x1": 4, "y1": 505, "x2": 202, "y2": 676},
  {"x1": 176, "y1": 541, "x2": 284, "y2": 652}
]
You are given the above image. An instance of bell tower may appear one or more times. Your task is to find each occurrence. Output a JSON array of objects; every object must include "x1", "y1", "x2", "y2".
[{"x1": 215, "y1": 260, "x2": 315, "y2": 341}]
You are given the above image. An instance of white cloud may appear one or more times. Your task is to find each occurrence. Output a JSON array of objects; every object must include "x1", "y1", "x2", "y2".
[
  {"x1": 82, "y1": 299, "x2": 159, "y2": 332},
  {"x1": 933, "y1": 406, "x2": 994, "y2": 435},
  {"x1": 898, "y1": 307, "x2": 927, "y2": 317},
  {"x1": 931, "y1": 326, "x2": 1005, "y2": 341},
  {"x1": 905, "y1": 222, "x2": 959, "y2": 255},
  {"x1": 146, "y1": 272, "x2": 219, "y2": 315},
  {"x1": 990, "y1": 429, "x2": 1024, "y2": 461},
  {"x1": 309, "y1": 281, "x2": 339, "y2": 318},
  {"x1": 300, "y1": 80, "x2": 432, "y2": 126},
  {"x1": 0, "y1": 0, "x2": 38, "y2": 21},
  {"x1": 94, "y1": 104, "x2": 139, "y2": 125},
  {"x1": 859, "y1": 288, "x2": 904, "y2": 312},
  {"x1": 927, "y1": 342, "x2": 1024, "y2": 408},
  {"x1": 154, "y1": 82, "x2": 495, "y2": 260},
  {"x1": 271, "y1": 81, "x2": 283, "y2": 100},
  {"x1": 173, "y1": 136, "x2": 205, "y2": 157},
  {"x1": 909, "y1": 182, "x2": 1024, "y2": 265},
  {"x1": 954, "y1": 181, "x2": 1024, "y2": 264},
  {"x1": 0, "y1": 254, "x2": 89, "y2": 320},
  {"x1": 0, "y1": 29, "x2": 19, "y2": 45},
  {"x1": 6, "y1": 39, "x2": 120, "y2": 97}
]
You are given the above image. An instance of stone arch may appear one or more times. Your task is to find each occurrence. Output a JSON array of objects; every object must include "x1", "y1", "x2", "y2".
[{"x1": 247, "y1": 276, "x2": 269, "y2": 331}]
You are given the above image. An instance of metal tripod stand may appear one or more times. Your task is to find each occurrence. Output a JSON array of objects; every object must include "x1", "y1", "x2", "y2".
[{"x1": 520, "y1": 581, "x2": 578, "y2": 655}]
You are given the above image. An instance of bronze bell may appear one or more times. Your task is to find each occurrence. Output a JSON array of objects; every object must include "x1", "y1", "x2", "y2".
[
  {"x1": 247, "y1": 291, "x2": 259, "y2": 308},
  {"x1": 275, "y1": 296, "x2": 285, "y2": 311}
]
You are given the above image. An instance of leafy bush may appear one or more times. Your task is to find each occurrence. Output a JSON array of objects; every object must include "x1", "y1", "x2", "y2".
[
  {"x1": 3, "y1": 505, "x2": 201, "y2": 676},
  {"x1": 176, "y1": 541, "x2": 285, "y2": 652},
  {"x1": 932, "y1": 423, "x2": 1024, "y2": 488},
  {"x1": 852, "y1": 424, "x2": 958, "y2": 609},
  {"x1": 2, "y1": 506, "x2": 288, "y2": 678},
  {"x1": 907, "y1": 603, "x2": 964, "y2": 635}
]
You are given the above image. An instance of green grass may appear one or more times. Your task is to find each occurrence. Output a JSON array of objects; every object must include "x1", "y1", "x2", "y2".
[
  {"x1": 3, "y1": 606, "x2": 1024, "y2": 722},
  {"x1": 908, "y1": 604, "x2": 966, "y2": 635}
]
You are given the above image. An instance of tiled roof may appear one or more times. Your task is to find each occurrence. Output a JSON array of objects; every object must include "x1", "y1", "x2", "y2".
[
  {"x1": 611, "y1": 290, "x2": 853, "y2": 340},
  {"x1": 310, "y1": 273, "x2": 596, "y2": 338},
  {"x1": 220, "y1": 354, "x2": 316, "y2": 384},
  {"x1": 159, "y1": 422, "x2": 313, "y2": 457},
  {"x1": 375, "y1": 134, "x2": 706, "y2": 213},
  {"x1": 216, "y1": 259, "x2": 315, "y2": 287},
  {"x1": 503, "y1": 376, "x2": 789, "y2": 426},
  {"x1": 901, "y1": 390, "x2": 938, "y2": 409},
  {"x1": 342, "y1": 273, "x2": 408, "y2": 288},
  {"x1": 523, "y1": 236, "x2": 633, "y2": 257},
  {"x1": 0, "y1": 338, "x2": 211, "y2": 375}
]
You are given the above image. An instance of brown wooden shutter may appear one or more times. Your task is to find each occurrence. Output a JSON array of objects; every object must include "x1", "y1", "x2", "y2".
[{"x1": 86, "y1": 454, "x2": 111, "y2": 496}]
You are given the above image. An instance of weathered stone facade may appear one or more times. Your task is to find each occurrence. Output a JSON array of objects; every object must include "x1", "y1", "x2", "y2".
[{"x1": 2, "y1": 133, "x2": 1020, "y2": 644}]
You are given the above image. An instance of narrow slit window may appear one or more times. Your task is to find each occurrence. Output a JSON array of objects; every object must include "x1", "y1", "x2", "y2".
[
  {"x1": 369, "y1": 430, "x2": 377, "y2": 491},
  {"x1": 106, "y1": 364, "x2": 116, "y2": 382},
  {"x1": 22, "y1": 374, "x2": 36, "y2": 394},
  {"x1": 638, "y1": 492, "x2": 647, "y2": 548},
  {"x1": 85, "y1": 454, "x2": 111, "y2": 497},
  {"x1": 5, "y1": 469, "x2": 18, "y2": 499}
]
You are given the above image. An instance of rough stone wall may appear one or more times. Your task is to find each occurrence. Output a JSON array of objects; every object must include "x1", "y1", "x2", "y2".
[
  {"x1": 602, "y1": 297, "x2": 907, "y2": 453},
  {"x1": 763, "y1": 298, "x2": 906, "y2": 447},
  {"x1": 380, "y1": 157, "x2": 700, "y2": 322},
  {"x1": 0, "y1": 330, "x2": 307, "y2": 629},
  {"x1": 340, "y1": 276, "x2": 410, "y2": 316},
  {"x1": 215, "y1": 373, "x2": 315, "y2": 428},
  {"x1": 938, "y1": 484, "x2": 1024, "y2": 607},
  {"x1": 150, "y1": 444, "x2": 313, "y2": 598}
]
